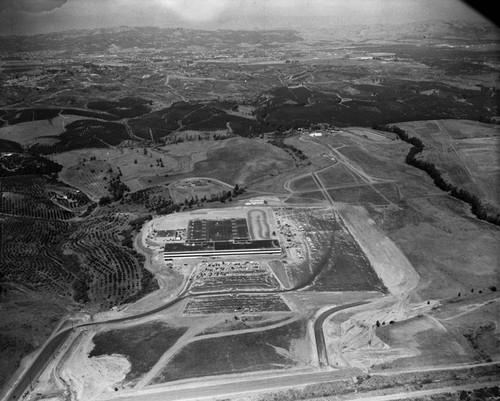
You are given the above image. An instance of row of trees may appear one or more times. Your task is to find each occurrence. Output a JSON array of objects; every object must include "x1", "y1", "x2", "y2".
[
  {"x1": 373, "y1": 124, "x2": 500, "y2": 226},
  {"x1": 268, "y1": 138, "x2": 308, "y2": 163},
  {"x1": 181, "y1": 184, "x2": 245, "y2": 208}
]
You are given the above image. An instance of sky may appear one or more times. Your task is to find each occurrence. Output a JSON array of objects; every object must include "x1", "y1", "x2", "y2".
[{"x1": 0, "y1": 0, "x2": 493, "y2": 36}]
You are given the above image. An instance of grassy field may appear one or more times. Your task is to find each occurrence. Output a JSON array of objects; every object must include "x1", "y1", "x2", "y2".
[
  {"x1": 0, "y1": 115, "x2": 95, "y2": 147},
  {"x1": 0, "y1": 286, "x2": 65, "y2": 390},
  {"x1": 368, "y1": 195, "x2": 499, "y2": 300},
  {"x1": 285, "y1": 190, "x2": 326, "y2": 204},
  {"x1": 376, "y1": 289, "x2": 500, "y2": 369},
  {"x1": 188, "y1": 137, "x2": 295, "y2": 186},
  {"x1": 89, "y1": 321, "x2": 187, "y2": 382},
  {"x1": 151, "y1": 319, "x2": 307, "y2": 383},
  {"x1": 316, "y1": 164, "x2": 360, "y2": 188},
  {"x1": 327, "y1": 185, "x2": 389, "y2": 206},
  {"x1": 432, "y1": 295, "x2": 500, "y2": 363},
  {"x1": 53, "y1": 138, "x2": 296, "y2": 197},
  {"x1": 288, "y1": 174, "x2": 320, "y2": 192},
  {"x1": 375, "y1": 314, "x2": 478, "y2": 370},
  {"x1": 395, "y1": 120, "x2": 500, "y2": 209},
  {"x1": 52, "y1": 147, "x2": 178, "y2": 195}
]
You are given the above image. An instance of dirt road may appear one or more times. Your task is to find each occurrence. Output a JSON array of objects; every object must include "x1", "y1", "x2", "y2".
[{"x1": 98, "y1": 368, "x2": 362, "y2": 401}]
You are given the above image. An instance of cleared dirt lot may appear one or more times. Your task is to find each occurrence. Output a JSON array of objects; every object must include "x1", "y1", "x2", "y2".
[{"x1": 368, "y1": 196, "x2": 499, "y2": 300}]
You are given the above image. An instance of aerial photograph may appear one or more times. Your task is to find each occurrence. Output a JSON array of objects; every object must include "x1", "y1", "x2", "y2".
[{"x1": 0, "y1": 1, "x2": 498, "y2": 400}]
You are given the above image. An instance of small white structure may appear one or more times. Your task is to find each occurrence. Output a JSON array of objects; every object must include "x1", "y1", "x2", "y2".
[
  {"x1": 245, "y1": 199, "x2": 267, "y2": 205},
  {"x1": 309, "y1": 132, "x2": 322, "y2": 137}
]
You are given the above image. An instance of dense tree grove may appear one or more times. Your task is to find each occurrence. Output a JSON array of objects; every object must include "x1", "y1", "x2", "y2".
[
  {"x1": 72, "y1": 272, "x2": 91, "y2": 303},
  {"x1": 0, "y1": 153, "x2": 62, "y2": 177},
  {"x1": 372, "y1": 124, "x2": 500, "y2": 226},
  {"x1": 268, "y1": 138, "x2": 308, "y2": 162}
]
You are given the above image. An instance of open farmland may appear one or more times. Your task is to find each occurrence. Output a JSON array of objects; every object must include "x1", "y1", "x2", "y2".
[
  {"x1": 186, "y1": 137, "x2": 295, "y2": 186},
  {"x1": 52, "y1": 137, "x2": 289, "y2": 197},
  {"x1": 52, "y1": 147, "x2": 178, "y2": 195},
  {"x1": 2, "y1": 18, "x2": 500, "y2": 401},
  {"x1": 395, "y1": 120, "x2": 500, "y2": 209},
  {"x1": 0, "y1": 175, "x2": 89, "y2": 220},
  {"x1": 1, "y1": 208, "x2": 158, "y2": 309},
  {"x1": 151, "y1": 319, "x2": 307, "y2": 383},
  {"x1": 0, "y1": 217, "x2": 77, "y2": 297},
  {"x1": 367, "y1": 193, "x2": 499, "y2": 299},
  {"x1": 64, "y1": 212, "x2": 158, "y2": 309}
]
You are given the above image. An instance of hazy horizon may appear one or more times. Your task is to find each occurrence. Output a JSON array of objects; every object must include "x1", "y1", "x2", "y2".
[{"x1": 0, "y1": 0, "x2": 493, "y2": 37}]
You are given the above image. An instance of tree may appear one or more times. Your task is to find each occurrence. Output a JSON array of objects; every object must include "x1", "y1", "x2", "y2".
[
  {"x1": 99, "y1": 196, "x2": 112, "y2": 206},
  {"x1": 233, "y1": 184, "x2": 240, "y2": 197}
]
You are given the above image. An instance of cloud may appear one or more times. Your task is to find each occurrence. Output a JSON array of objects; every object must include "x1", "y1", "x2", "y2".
[
  {"x1": 0, "y1": 0, "x2": 67, "y2": 13},
  {"x1": 159, "y1": 0, "x2": 231, "y2": 22}
]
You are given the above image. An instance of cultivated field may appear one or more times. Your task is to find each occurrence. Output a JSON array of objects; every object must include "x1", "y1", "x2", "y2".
[{"x1": 64, "y1": 212, "x2": 158, "y2": 309}]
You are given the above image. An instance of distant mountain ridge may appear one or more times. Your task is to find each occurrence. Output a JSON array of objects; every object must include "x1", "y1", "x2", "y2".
[
  {"x1": 1, "y1": 20, "x2": 498, "y2": 54},
  {"x1": 0, "y1": 26, "x2": 302, "y2": 53}
]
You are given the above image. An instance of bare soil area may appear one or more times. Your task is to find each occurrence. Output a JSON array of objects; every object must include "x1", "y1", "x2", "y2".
[
  {"x1": 367, "y1": 196, "x2": 499, "y2": 300},
  {"x1": 60, "y1": 330, "x2": 131, "y2": 400},
  {"x1": 335, "y1": 204, "x2": 419, "y2": 297}
]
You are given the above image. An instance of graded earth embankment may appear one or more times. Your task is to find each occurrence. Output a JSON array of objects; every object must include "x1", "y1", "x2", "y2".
[{"x1": 335, "y1": 204, "x2": 419, "y2": 297}]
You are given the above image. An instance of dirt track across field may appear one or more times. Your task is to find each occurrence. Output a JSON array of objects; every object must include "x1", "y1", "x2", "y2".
[{"x1": 335, "y1": 204, "x2": 419, "y2": 297}]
